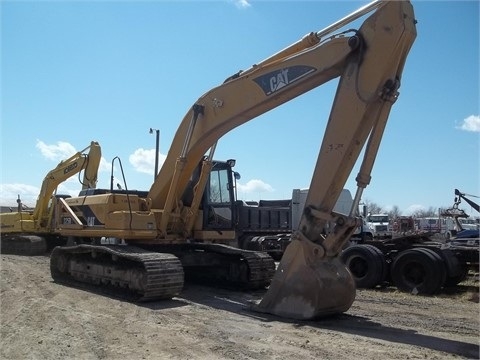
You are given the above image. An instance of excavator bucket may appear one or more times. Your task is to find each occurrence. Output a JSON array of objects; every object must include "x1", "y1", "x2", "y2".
[{"x1": 253, "y1": 236, "x2": 356, "y2": 320}]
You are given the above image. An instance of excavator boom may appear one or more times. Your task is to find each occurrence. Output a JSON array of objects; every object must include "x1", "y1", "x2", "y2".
[
  {"x1": 148, "y1": 1, "x2": 416, "y2": 240},
  {"x1": 32, "y1": 141, "x2": 102, "y2": 227},
  {"x1": 257, "y1": 0, "x2": 417, "y2": 319}
]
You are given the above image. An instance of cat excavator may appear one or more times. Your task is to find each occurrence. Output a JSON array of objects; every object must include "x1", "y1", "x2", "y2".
[
  {"x1": 49, "y1": 0, "x2": 417, "y2": 320},
  {"x1": 0, "y1": 141, "x2": 102, "y2": 255}
]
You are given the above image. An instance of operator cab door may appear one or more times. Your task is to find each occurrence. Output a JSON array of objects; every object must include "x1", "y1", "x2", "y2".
[{"x1": 203, "y1": 162, "x2": 235, "y2": 230}]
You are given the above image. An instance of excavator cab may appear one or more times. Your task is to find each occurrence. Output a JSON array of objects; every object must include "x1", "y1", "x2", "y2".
[
  {"x1": 202, "y1": 160, "x2": 237, "y2": 231},
  {"x1": 180, "y1": 159, "x2": 238, "y2": 233}
]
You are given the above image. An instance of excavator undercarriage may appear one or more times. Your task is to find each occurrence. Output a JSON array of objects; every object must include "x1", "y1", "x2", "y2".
[
  {"x1": 143, "y1": 243, "x2": 276, "y2": 289},
  {"x1": 50, "y1": 242, "x2": 275, "y2": 301},
  {"x1": 51, "y1": 245, "x2": 185, "y2": 301}
]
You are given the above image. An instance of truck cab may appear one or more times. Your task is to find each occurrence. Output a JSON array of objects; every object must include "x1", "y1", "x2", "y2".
[{"x1": 366, "y1": 213, "x2": 392, "y2": 239}]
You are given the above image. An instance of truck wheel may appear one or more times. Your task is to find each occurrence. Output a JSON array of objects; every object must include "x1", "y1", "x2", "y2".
[
  {"x1": 340, "y1": 244, "x2": 386, "y2": 288},
  {"x1": 391, "y1": 248, "x2": 446, "y2": 295},
  {"x1": 444, "y1": 266, "x2": 468, "y2": 287},
  {"x1": 440, "y1": 249, "x2": 468, "y2": 287}
]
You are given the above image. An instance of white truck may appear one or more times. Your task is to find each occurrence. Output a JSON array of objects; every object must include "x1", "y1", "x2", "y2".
[{"x1": 365, "y1": 213, "x2": 392, "y2": 239}]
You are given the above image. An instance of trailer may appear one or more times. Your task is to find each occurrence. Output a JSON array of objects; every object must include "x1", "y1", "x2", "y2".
[{"x1": 235, "y1": 195, "x2": 479, "y2": 295}]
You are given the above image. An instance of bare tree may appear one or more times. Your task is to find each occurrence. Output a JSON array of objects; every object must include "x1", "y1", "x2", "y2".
[
  {"x1": 363, "y1": 199, "x2": 383, "y2": 214},
  {"x1": 388, "y1": 205, "x2": 401, "y2": 220},
  {"x1": 411, "y1": 206, "x2": 438, "y2": 218}
]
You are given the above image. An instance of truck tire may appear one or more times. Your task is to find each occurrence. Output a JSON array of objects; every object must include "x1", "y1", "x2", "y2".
[
  {"x1": 340, "y1": 244, "x2": 387, "y2": 288},
  {"x1": 391, "y1": 248, "x2": 446, "y2": 295},
  {"x1": 439, "y1": 249, "x2": 468, "y2": 287},
  {"x1": 444, "y1": 265, "x2": 468, "y2": 287}
]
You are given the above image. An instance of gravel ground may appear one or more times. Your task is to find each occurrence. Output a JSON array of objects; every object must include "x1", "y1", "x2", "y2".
[{"x1": 1, "y1": 254, "x2": 479, "y2": 359}]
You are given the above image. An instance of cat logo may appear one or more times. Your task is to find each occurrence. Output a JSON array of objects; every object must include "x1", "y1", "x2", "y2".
[
  {"x1": 270, "y1": 68, "x2": 290, "y2": 92},
  {"x1": 253, "y1": 65, "x2": 316, "y2": 96},
  {"x1": 87, "y1": 217, "x2": 96, "y2": 226}
]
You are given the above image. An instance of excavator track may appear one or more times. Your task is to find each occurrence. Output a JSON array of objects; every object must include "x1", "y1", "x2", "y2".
[
  {"x1": 147, "y1": 243, "x2": 276, "y2": 289},
  {"x1": 1, "y1": 235, "x2": 47, "y2": 256},
  {"x1": 50, "y1": 244, "x2": 184, "y2": 301},
  {"x1": 238, "y1": 248, "x2": 277, "y2": 289}
]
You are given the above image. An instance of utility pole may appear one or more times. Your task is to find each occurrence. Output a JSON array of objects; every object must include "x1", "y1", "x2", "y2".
[{"x1": 149, "y1": 128, "x2": 160, "y2": 180}]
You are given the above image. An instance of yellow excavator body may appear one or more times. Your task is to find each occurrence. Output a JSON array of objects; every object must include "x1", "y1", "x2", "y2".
[{"x1": 48, "y1": 0, "x2": 417, "y2": 320}]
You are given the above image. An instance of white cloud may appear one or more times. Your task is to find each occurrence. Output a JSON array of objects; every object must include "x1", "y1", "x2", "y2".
[
  {"x1": 129, "y1": 148, "x2": 166, "y2": 175},
  {"x1": 0, "y1": 178, "x2": 111, "y2": 207},
  {"x1": 35, "y1": 140, "x2": 77, "y2": 161},
  {"x1": 232, "y1": 0, "x2": 251, "y2": 9},
  {"x1": 0, "y1": 183, "x2": 39, "y2": 206},
  {"x1": 456, "y1": 114, "x2": 480, "y2": 133},
  {"x1": 237, "y1": 179, "x2": 274, "y2": 195},
  {"x1": 98, "y1": 157, "x2": 111, "y2": 172},
  {"x1": 35, "y1": 140, "x2": 110, "y2": 172},
  {"x1": 0, "y1": 140, "x2": 111, "y2": 206}
]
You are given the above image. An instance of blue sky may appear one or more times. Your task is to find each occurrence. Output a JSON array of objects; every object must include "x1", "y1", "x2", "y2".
[{"x1": 1, "y1": 0, "x2": 479, "y2": 216}]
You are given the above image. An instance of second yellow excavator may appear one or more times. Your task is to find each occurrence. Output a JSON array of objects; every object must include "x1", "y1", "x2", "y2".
[
  {"x1": 0, "y1": 141, "x2": 101, "y2": 255},
  {"x1": 49, "y1": 0, "x2": 417, "y2": 319}
]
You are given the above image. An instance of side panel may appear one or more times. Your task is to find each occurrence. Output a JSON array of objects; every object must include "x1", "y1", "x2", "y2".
[{"x1": 236, "y1": 201, "x2": 291, "y2": 232}]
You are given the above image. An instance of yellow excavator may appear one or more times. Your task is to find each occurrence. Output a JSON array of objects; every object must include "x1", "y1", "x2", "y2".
[
  {"x1": 0, "y1": 141, "x2": 102, "y2": 255},
  {"x1": 49, "y1": 0, "x2": 417, "y2": 320}
]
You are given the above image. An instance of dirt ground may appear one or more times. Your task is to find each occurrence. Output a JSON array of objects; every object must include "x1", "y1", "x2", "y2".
[{"x1": 1, "y1": 254, "x2": 479, "y2": 360}]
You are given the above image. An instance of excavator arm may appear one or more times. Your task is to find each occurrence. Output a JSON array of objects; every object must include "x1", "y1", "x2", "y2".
[
  {"x1": 32, "y1": 141, "x2": 102, "y2": 228},
  {"x1": 455, "y1": 189, "x2": 479, "y2": 213},
  {"x1": 257, "y1": 1, "x2": 416, "y2": 319},
  {"x1": 149, "y1": 0, "x2": 416, "y2": 243},
  {"x1": 441, "y1": 189, "x2": 479, "y2": 232},
  {"x1": 146, "y1": 0, "x2": 416, "y2": 319}
]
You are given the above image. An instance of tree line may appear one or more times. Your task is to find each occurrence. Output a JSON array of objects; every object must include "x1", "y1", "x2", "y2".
[{"x1": 363, "y1": 200, "x2": 446, "y2": 219}]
